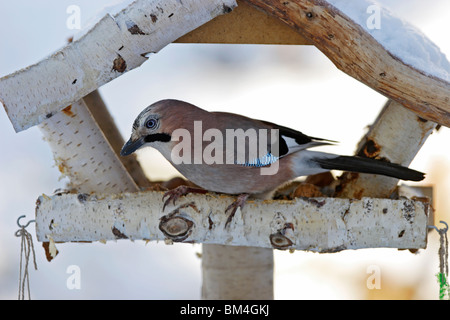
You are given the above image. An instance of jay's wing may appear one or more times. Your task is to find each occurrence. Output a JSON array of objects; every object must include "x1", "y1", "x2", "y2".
[
  {"x1": 258, "y1": 120, "x2": 336, "y2": 157},
  {"x1": 210, "y1": 112, "x2": 335, "y2": 168}
]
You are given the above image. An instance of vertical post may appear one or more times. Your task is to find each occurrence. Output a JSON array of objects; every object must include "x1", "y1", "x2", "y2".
[
  {"x1": 202, "y1": 245, "x2": 274, "y2": 299},
  {"x1": 202, "y1": 190, "x2": 275, "y2": 299},
  {"x1": 335, "y1": 100, "x2": 436, "y2": 198}
]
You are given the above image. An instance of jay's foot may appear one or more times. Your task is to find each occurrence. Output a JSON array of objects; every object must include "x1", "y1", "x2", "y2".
[
  {"x1": 224, "y1": 193, "x2": 250, "y2": 228},
  {"x1": 162, "y1": 185, "x2": 207, "y2": 211}
]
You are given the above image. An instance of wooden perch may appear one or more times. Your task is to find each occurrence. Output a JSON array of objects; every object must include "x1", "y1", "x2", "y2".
[
  {"x1": 35, "y1": 190, "x2": 430, "y2": 252},
  {"x1": 0, "y1": 0, "x2": 237, "y2": 132},
  {"x1": 244, "y1": 0, "x2": 450, "y2": 127}
]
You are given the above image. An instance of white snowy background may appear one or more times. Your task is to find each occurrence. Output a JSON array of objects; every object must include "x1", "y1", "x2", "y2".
[{"x1": 0, "y1": 0, "x2": 449, "y2": 299}]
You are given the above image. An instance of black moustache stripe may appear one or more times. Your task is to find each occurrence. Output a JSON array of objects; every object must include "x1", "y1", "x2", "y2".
[{"x1": 144, "y1": 133, "x2": 171, "y2": 143}]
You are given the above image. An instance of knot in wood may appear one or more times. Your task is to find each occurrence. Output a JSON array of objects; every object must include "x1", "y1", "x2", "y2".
[
  {"x1": 358, "y1": 139, "x2": 381, "y2": 158},
  {"x1": 270, "y1": 232, "x2": 293, "y2": 250},
  {"x1": 159, "y1": 215, "x2": 194, "y2": 242},
  {"x1": 112, "y1": 54, "x2": 127, "y2": 73},
  {"x1": 270, "y1": 219, "x2": 295, "y2": 250}
]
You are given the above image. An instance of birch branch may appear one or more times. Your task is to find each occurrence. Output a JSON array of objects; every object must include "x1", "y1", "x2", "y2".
[
  {"x1": 35, "y1": 191, "x2": 429, "y2": 252},
  {"x1": 82, "y1": 90, "x2": 151, "y2": 188},
  {"x1": 39, "y1": 100, "x2": 138, "y2": 194},
  {"x1": 0, "y1": 0, "x2": 237, "y2": 132},
  {"x1": 335, "y1": 100, "x2": 436, "y2": 199},
  {"x1": 244, "y1": 0, "x2": 450, "y2": 127}
]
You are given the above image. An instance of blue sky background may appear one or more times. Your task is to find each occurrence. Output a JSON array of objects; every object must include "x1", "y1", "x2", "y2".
[{"x1": 0, "y1": 0, "x2": 449, "y2": 299}]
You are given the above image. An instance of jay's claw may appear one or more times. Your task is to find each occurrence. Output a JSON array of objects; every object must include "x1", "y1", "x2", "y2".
[
  {"x1": 224, "y1": 193, "x2": 250, "y2": 228},
  {"x1": 162, "y1": 185, "x2": 207, "y2": 211}
]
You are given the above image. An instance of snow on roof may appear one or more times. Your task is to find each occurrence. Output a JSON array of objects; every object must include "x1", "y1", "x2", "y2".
[{"x1": 328, "y1": 0, "x2": 450, "y2": 82}]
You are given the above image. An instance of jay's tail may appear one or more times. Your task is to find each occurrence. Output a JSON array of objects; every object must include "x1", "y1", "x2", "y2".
[{"x1": 312, "y1": 154, "x2": 425, "y2": 181}]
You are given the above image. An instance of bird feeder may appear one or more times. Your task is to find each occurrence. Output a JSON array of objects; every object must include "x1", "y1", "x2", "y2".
[{"x1": 1, "y1": 0, "x2": 448, "y2": 300}]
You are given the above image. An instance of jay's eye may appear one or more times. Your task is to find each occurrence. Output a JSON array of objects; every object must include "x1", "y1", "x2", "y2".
[{"x1": 145, "y1": 118, "x2": 158, "y2": 129}]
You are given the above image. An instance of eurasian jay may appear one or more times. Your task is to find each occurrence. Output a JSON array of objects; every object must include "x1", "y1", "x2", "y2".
[{"x1": 121, "y1": 99, "x2": 425, "y2": 226}]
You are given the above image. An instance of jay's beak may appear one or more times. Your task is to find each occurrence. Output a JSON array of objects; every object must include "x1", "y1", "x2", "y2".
[{"x1": 120, "y1": 137, "x2": 144, "y2": 156}]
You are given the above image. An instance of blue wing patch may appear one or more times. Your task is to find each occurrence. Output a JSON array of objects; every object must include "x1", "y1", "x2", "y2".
[{"x1": 236, "y1": 152, "x2": 280, "y2": 167}]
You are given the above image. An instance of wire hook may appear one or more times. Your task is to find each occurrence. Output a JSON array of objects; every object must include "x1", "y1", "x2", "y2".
[
  {"x1": 17, "y1": 215, "x2": 35, "y2": 229},
  {"x1": 428, "y1": 220, "x2": 449, "y2": 233}
]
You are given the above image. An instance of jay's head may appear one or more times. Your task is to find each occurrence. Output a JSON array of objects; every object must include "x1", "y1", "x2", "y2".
[{"x1": 120, "y1": 99, "x2": 199, "y2": 156}]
